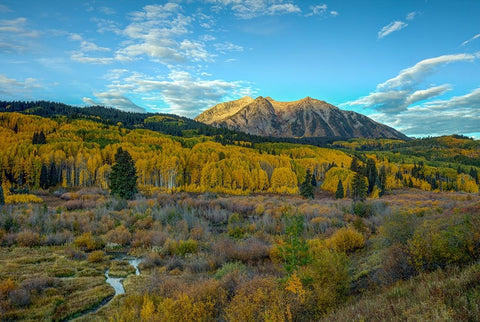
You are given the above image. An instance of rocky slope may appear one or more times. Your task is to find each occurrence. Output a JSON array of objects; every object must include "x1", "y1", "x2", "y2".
[{"x1": 195, "y1": 96, "x2": 409, "y2": 140}]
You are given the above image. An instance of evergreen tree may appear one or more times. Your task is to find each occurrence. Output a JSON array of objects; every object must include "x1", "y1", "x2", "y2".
[
  {"x1": 0, "y1": 184, "x2": 4, "y2": 206},
  {"x1": 364, "y1": 158, "x2": 378, "y2": 194},
  {"x1": 300, "y1": 169, "x2": 314, "y2": 199},
  {"x1": 378, "y1": 165, "x2": 387, "y2": 196},
  {"x1": 350, "y1": 156, "x2": 361, "y2": 173},
  {"x1": 335, "y1": 179, "x2": 344, "y2": 199},
  {"x1": 351, "y1": 172, "x2": 367, "y2": 202},
  {"x1": 310, "y1": 172, "x2": 317, "y2": 187},
  {"x1": 109, "y1": 148, "x2": 138, "y2": 199},
  {"x1": 39, "y1": 164, "x2": 49, "y2": 189}
]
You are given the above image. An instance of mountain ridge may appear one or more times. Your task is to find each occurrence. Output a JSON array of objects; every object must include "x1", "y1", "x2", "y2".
[{"x1": 195, "y1": 96, "x2": 409, "y2": 140}]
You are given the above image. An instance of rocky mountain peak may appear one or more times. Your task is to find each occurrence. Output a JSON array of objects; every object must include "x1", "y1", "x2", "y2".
[{"x1": 195, "y1": 96, "x2": 409, "y2": 140}]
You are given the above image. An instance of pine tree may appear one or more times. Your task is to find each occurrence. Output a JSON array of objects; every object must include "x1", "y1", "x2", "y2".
[
  {"x1": 364, "y1": 158, "x2": 378, "y2": 194},
  {"x1": 0, "y1": 184, "x2": 4, "y2": 206},
  {"x1": 350, "y1": 156, "x2": 361, "y2": 173},
  {"x1": 300, "y1": 169, "x2": 314, "y2": 199},
  {"x1": 351, "y1": 172, "x2": 367, "y2": 202},
  {"x1": 335, "y1": 179, "x2": 344, "y2": 199},
  {"x1": 109, "y1": 148, "x2": 138, "y2": 199},
  {"x1": 40, "y1": 164, "x2": 49, "y2": 189}
]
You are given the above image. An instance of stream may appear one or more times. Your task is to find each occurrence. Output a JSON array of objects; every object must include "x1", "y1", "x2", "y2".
[
  {"x1": 105, "y1": 257, "x2": 142, "y2": 295},
  {"x1": 69, "y1": 255, "x2": 142, "y2": 321}
]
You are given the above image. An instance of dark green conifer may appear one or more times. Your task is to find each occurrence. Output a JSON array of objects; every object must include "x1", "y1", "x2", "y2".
[
  {"x1": 352, "y1": 172, "x2": 367, "y2": 202},
  {"x1": 335, "y1": 179, "x2": 344, "y2": 199},
  {"x1": 300, "y1": 169, "x2": 315, "y2": 199},
  {"x1": 109, "y1": 148, "x2": 138, "y2": 199}
]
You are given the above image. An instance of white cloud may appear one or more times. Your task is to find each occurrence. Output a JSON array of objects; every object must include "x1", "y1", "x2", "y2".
[
  {"x1": 0, "y1": 17, "x2": 40, "y2": 53},
  {"x1": 129, "y1": 3, "x2": 182, "y2": 21},
  {"x1": 307, "y1": 4, "x2": 327, "y2": 16},
  {"x1": 378, "y1": 21, "x2": 408, "y2": 39},
  {"x1": 99, "y1": 6, "x2": 115, "y2": 15},
  {"x1": 378, "y1": 53, "x2": 476, "y2": 90},
  {"x1": 206, "y1": 0, "x2": 302, "y2": 19},
  {"x1": 0, "y1": 74, "x2": 41, "y2": 96},
  {"x1": 83, "y1": 91, "x2": 146, "y2": 112},
  {"x1": 406, "y1": 11, "x2": 419, "y2": 21},
  {"x1": 268, "y1": 4, "x2": 301, "y2": 15},
  {"x1": 330, "y1": 11, "x2": 339, "y2": 17},
  {"x1": 344, "y1": 53, "x2": 477, "y2": 114},
  {"x1": 405, "y1": 85, "x2": 452, "y2": 106},
  {"x1": 461, "y1": 33, "x2": 480, "y2": 47},
  {"x1": 92, "y1": 70, "x2": 255, "y2": 117},
  {"x1": 71, "y1": 52, "x2": 114, "y2": 64},
  {"x1": 0, "y1": 5, "x2": 11, "y2": 13},
  {"x1": 373, "y1": 88, "x2": 480, "y2": 136},
  {"x1": 214, "y1": 41, "x2": 243, "y2": 54}
]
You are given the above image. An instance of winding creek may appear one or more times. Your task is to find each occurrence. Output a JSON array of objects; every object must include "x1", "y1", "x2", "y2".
[
  {"x1": 70, "y1": 255, "x2": 142, "y2": 321},
  {"x1": 105, "y1": 257, "x2": 142, "y2": 295}
]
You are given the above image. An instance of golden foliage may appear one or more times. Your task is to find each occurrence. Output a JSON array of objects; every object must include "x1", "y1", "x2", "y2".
[{"x1": 326, "y1": 227, "x2": 365, "y2": 253}]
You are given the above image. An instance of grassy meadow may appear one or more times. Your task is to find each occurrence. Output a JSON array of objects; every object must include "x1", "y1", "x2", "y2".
[{"x1": 0, "y1": 188, "x2": 479, "y2": 321}]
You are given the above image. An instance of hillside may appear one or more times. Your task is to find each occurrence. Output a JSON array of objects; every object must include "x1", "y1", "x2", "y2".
[
  {"x1": 0, "y1": 111, "x2": 480, "y2": 321},
  {"x1": 196, "y1": 96, "x2": 409, "y2": 140}
]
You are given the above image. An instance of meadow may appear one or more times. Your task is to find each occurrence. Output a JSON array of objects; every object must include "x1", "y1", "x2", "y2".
[{"x1": 1, "y1": 188, "x2": 479, "y2": 321}]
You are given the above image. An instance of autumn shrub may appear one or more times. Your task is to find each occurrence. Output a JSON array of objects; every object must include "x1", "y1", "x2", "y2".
[
  {"x1": 63, "y1": 199, "x2": 85, "y2": 210},
  {"x1": 326, "y1": 227, "x2": 365, "y2": 253},
  {"x1": 185, "y1": 256, "x2": 210, "y2": 274},
  {"x1": 105, "y1": 225, "x2": 132, "y2": 246},
  {"x1": 376, "y1": 243, "x2": 415, "y2": 285},
  {"x1": 44, "y1": 231, "x2": 73, "y2": 246},
  {"x1": 5, "y1": 194, "x2": 43, "y2": 204},
  {"x1": 16, "y1": 230, "x2": 41, "y2": 247},
  {"x1": 21, "y1": 276, "x2": 56, "y2": 294},
  {"x1": 74, "y1": 232, "x2": 103, "y2": 251},
  {"x1": 8, "y1": 288, "x2": 31, "y2": 307},
  {"x1": 132, "y1": 229, "x2": 167, "y2": 248},
  {"x1": 352, "y1": 201, "x2": 374, "y2": 217},
  {"x1": 64, "y1": 246, "x2": 86, "y2": 260},
  {"x1": 214, "y1": 261, "x2": 247, "y2": 280},
  {"x1": 408, "y1": 215, "x2": 480, "y2": 271},
  {"x1": 225, "y1": 276, "x2": 289, "y2": 322},
  {"x1": 0, "y1": 278, "x2": 15, "y2": 298},
  {"x1": 228, "y1": 237, "x2": 270, "y2": 263},
  {"x1": 300, "y1": 246, "x2": 350, "y2": 318},
  {"x1": 87, "y1": 250, "x2": 105, "y2": 263},
  {"x1": 378, "y1": 211, "x2": 418, "y2": 246},
  {"x1": 139, "y1": 252, "x2": 164, "y2": 270},
  {"x1": 156, "y1": 293, "x2": 216, "y2": 321}
]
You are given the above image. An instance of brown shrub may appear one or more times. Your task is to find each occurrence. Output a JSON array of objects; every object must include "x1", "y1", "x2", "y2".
[
  {"x1": 16, "y1": 230, "x2": 41, "y2": 247},
  {"x1": 87, "y1": 250, "x2": 105, "y2": 263}
]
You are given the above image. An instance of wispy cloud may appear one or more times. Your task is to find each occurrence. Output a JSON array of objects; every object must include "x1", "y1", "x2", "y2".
[
  {"x1": 378, "y1": 21, "x2": 408, "y2": 39},
  {"x1": 406, "y1": 11, "x2": 419, "y2": 21},
  {"x1": 462, "y1": 33, "x2": 480, "y2": 46},
  {"x1": 268, "y1": 4, "x2": 301, "y2": 15},
  {"x1": 83, "y1": 92, "x2": 145, "y2": 112},
  {"x1": 206, "y1": 0, "x2": 302, "y2": 19},
  {"x1": 214, "y1": 41, "x2": 243, "y2": 54},
  {"x1": 0, "y1": 17, "x2": 41, "y2": 53},
  {"x1": 0, "y1": 5, "x2": 11, "y2": 13},
  {"x1": 372, "y1": 87, "x2": 480, "y2": 137},
  {"x1": 343, "y1": 53, "x2": 478, "y2": 114},
  {"x1": 89, "y1": 69, "x2": 255, "y2": 116},
  {"x1": 0, "y1": 74, "x2": 41, "y2": 96}
]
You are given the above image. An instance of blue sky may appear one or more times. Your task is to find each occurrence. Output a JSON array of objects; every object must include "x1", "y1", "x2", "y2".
[{"x1": 0, "y1": 0, "x2": 479, "y2": 137}]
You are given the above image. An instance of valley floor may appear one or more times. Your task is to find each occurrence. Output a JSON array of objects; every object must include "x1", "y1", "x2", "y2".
[{"x1": 0, "y1": 188, "x2": 479, "y2": 321}]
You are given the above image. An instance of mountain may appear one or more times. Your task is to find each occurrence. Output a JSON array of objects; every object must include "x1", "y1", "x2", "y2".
[{"x1": 195, "y1": 96, "x2": 409, "y2": 140}]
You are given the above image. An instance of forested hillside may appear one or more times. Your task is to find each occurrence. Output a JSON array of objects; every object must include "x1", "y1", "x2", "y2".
[
  {"x1": 0, "y1": 112, "x2": 478, "y2": 202},
  {"x1": 0, "y1": 110, "x2": 480, "y2": 321}
]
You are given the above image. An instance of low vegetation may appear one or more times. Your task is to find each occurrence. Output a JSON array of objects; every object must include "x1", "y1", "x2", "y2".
[{"x1": 0, "y1": 188, "x2": 479, "y2": 320}]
